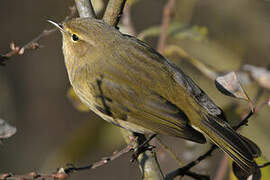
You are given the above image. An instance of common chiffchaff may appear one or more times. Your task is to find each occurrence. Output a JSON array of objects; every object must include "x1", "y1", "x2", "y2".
[{"x1": 49, "y1": 18, "x2": 260, "y2": 175}]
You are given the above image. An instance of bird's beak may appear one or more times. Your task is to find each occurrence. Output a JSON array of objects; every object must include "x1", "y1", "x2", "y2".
[{"x1": 47, "y1": 20, "x2": 65, "y2": 32}]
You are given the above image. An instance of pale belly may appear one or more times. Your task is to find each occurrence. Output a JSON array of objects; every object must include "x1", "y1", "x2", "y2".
[{"x1": 74, "y1": 86, "x2": 154, "y2": 134}]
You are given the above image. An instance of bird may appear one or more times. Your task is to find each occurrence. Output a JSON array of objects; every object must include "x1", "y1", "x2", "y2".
[{"x1": 49, "y1": 17, "x2": 260, "y2": 176}]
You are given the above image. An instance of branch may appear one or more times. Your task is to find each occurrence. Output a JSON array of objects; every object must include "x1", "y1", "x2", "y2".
[
  {"x1": 121, "y1": 130, "x2": 164, "y2": 180},
  {"x1": 122, "y1": 5, "x2": 136, "y2": 35},
  {"x1": 104, "y1": 3, "x2": 164, "y2": 179},
  {"x1": 103, "y1": 0, "x2": 127, "y2": 27},
  {"x1": 258, "y1": 162, "x2": 270, "y2": 168},
  {"x1": 0, "y1": 141, "x2": 136, "y2": 180},
  {"x1": 0, "y1": 6, "x2": 77, "y2": 65},
  {"x1": 157, "y1": 0, "x2": 175, "y2": 54},
  {"x1": 0, "y1": 132, "x2": 179, "y2": 180},
  {"x1": 75, "y1": 0, "x2": 96, "y2": 18},
  {"x1": 234, "y1": 97, "x2": 269, "y2": 130},
  {"x1": 165, "y1": 145, "x2": 216, "y2": 180},
  {"x1": 156, "y1": 137, "x2": 183, "y2": 166},
  {"x1": 0, "y1": 171, "x2": 69, "y2": 180},
  {"x1": 165, "y1": 95, "x2": 270, "y2": 179},
  {"x1": 213, "y1": 155, "x2": 229, "y2": 180}
]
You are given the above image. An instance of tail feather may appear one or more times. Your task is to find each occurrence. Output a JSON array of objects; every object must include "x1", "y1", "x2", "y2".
[
  {"x1": 200, "y1": 114, "x2": 258, "y2": 175},
  {"x1": 239, "y1": 134, "x2": 261, "y2": 158}
]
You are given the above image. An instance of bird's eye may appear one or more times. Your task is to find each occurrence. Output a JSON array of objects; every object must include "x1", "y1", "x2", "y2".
[{"x1": 71, "y1": 34, "x2": 79, "y2": 42}]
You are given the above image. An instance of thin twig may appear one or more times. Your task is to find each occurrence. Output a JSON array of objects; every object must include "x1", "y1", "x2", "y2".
[
  {"x1": 156, "y1": 137, "x2": 184, "y2": 166},
  {"x1": 234, "y1": 97, "x2": 269, "y2": 130},
  {"x1": 64, "y1": 143, "x2": 134, "y2": 173},
  {"x1": 122, "y1": 5, "x2": 136, "y2": 35},
  {"x1": 0, "y1": 171, "x2": 69, "y2": 180},
  {"x1": 0, "y1": 141, "x2": 136, "y2": 180},
  {"x1": 0, "y1": 6, "x2": 77, "y2": 65},
  {"x1": 103, "y1": 0, "x2": 127, "y2": 27},
  {"x1": 157, "y1": 137, "x2": 210, "y2": 180},
  {"x1": 165, "y1": 145, "x2": 216, "y2": 180},
  {"x1": 157, "y1": 0, "x2": 175, "y2": 54},
  {"x1": 104, "y1": 2, "x2": 164, "y2": 178},
  {"x1": 258, "y1": 162, "x2": 270, "y2": 168},
  {"x1": 233, "y1": 110, "x2": 253, "y2": 130},
  {"x1": 165, "y1": 95, "x2": 270, "y2": 179},
  {"x1": 75, "y1": 0, "x2": 96, "y2": 18},
  {"x1": 214, "y1": 155, "x2": 229, "y2": 180}
]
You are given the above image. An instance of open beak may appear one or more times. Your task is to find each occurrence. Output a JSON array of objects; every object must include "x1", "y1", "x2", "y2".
[{"x1": 47, "y1": 20, "x2": 65, "y2": 32}]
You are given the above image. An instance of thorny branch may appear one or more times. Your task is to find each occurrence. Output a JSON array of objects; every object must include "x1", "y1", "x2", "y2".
[
  {"x1": 0, "y1": 6, "x2": 77, "y2": 66},
  {"x1": 0, "y1": 140, "x2": 136, "y2": 180}
]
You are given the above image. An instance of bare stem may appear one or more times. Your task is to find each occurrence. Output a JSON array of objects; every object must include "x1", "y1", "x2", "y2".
[
  {"x1": 214, "y1": 155, "x2": 229, "y2": 180},
  {"x1": 0, "y1": 6, "x2": 77, "y2": 65},
  {"x1": 122, "y1": 5, "x2": 136, "y2": 35},
  {"x1": 156, "y1": 137, "x2": 184, "y2": 166},
  {"x1": 103, "y1": 0, "x2": 127, "y2": 27},
  {"x1": 75, "y1": 0, "x2": 96, "y2": 18},
  {"x1": 157, "y1": 0, "x2": 175, "y2": 54},
  {"x1": 0, "y1": 140, "x2": 136, "y2": 180}
]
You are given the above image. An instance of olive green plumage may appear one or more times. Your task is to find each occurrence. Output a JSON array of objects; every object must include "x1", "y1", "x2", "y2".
[{"x1": 51, "y1": 18, "x2": 260, "y2": 175}]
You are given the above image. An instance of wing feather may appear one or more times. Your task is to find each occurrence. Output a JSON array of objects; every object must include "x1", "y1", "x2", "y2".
[{"x1": 91, "y1": 78, "x2": 206, "y2": 143}]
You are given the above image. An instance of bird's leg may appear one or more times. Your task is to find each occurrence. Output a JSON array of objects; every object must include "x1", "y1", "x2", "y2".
[{"x1": 130, "y1": 134, "x2": 157, "y2": 162}]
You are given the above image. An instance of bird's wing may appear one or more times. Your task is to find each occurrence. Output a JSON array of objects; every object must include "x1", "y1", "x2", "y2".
[
  {"x1": 121, "y1": 34, "x2": 226, "y2": 121},
  {"x1": 90, "y1": 77, "x2": 206, "y2": 143}
]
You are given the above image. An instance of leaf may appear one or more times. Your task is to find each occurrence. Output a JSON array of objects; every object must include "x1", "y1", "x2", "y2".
[
  {"x1": 67, "y1": 87, "x2": 90, "y2": 112},
  {"x1": 0, "y1": 119, "x2": 16, "y2": 139},
  {"x1": 164, "y1": 45, "x2": 218, "y2": 80},
  {"x1": 243, "y1": 64, "x2": 270, "y2": 89},
  {"x1": 215, "y1": 72, "x2": 254, "y2": 110},
  {"x1": 137, "y1": 22, "x2": 207, "y2": 41},
  {"x1": 215, "y1": 72, "x2": 250, "y2": 100}
]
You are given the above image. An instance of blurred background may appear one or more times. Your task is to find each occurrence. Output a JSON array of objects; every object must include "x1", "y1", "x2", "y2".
[{"x1": 0, "y1": 0, "x2": 269, "y2": 179}]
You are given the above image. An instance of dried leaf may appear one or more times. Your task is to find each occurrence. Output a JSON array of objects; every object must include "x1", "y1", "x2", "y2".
[
  {"x1": 243, "y1": 64, "x2": 270, "y2": 89},
  {"x1": 0, "y1": 119, "x2": 16, "y2": 139},
  {"x1": 215, "y1": 72, "x2": 254, "y2": 109}
]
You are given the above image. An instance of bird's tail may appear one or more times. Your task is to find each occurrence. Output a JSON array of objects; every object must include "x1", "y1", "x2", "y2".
[{"x1": 200, "y1": 114, "x2": 261, "y2": 175}]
